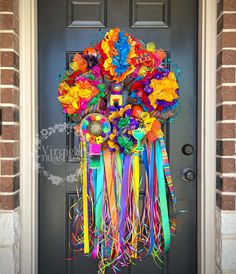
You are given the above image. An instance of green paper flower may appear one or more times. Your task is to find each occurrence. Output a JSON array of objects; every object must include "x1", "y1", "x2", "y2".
[
  {"x1": 118, "y1": 136, "x2": 133, "y2": 153},
  {"x1": 86, "y1": 74, "x2": 95, "y2": 80},
  {"x1": 118, "y1": 117, "x2": 130, "y2": 129}
]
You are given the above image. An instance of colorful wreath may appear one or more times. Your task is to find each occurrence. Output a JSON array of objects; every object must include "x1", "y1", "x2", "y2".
[{"x1": 58, "y1": 28, "x2": 179, "y2": 273}]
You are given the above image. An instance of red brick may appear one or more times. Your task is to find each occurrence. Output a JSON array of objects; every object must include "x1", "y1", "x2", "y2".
[
  {"x1": 217, "y1": 158, "x2": 236, "y2": 173},
  {"x1": 217, "y1": 15, "x2": 223, "y2": 34},
  {"x1": 0, "y1": 0, "x2": 19, "y2": 17},
  {"x1": 217, "y1": 123, "x2": 236, "y2": 138},
  {"x1": 1, "y1": 159, "x2": 19, "y2": 175},
  {"x1": 217, "y1": 50, "x2": 236, "y2": 67},
  {"x1": 1, "y1": 107, "x2": 19, "y2": 122},
  {"x1": 223, "y1": 177, "x2": 236, "y2": 192},
  {"x1": 1, "y1": 125, "x2": 20, "y2": 140},
  {"x1": 0, "y1": 14, "x2": 19, "y2": 34},
  {"x1": 0, "y1": 142, "x2": 20, "y2": 157},
  {"x1": 0, "y1": 51, "x2": 19, "y2": 68},
  {"x1": 0, "y1": 33, "x2": 19, "y2": 52},
  {"x1": 0, "y1": 176, "x2": 20, "y2": 192},
  {"x1": 223, "y1": 14, "x2": 236, "y2": 29},
  {"x1": 217, "y1": 140, "x2": 235, "y2": 156},
  {"x1": 217, "y1": 68, "x2": 235, "y2": 85},
  {"x1": 0, "y1": 88, "x2": 20, "y2": 105},
  {"x1": 224, "y1": 0, "x2": 236, "y2": 11},
  {"x1": 0, "y1": 69, "x2": 19, "y2": 86},
  {"x1": 222, "y1": 195, "x2": 235, "y2": 210},
  {"x1": 0, "y1": 192, "x2": 19, "y2": 210},
  {"x1": 216, "y1": 192, "x2": 235, "y2": 210},
  {"x1": 222, "y1": 32, "x2": 236, "y2": 48},
  {"x1": 216, "y1": 105, "x2": 236, "y2": 120},
  {"x1": 217, "y1": 86, "x2": 236, "y2": 103},
  {"x1": 222, "y1": 50, "x2": 236, "y2": 66},
  {"x1": 217, "y1": 14, "x2": 236, "y2": 34}
]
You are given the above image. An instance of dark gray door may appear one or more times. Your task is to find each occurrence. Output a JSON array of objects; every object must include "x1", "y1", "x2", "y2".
[{"x1": 38, "y1": 0, "x2": 197, "y2": 273}]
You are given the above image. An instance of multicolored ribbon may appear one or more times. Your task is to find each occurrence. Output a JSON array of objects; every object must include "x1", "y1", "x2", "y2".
[
  {"x1": 82, "y1": 141, "x2": 89, "y2": 253},
  {"x1": 70, "y1": 135, "x2": 176, "y2": 273}
]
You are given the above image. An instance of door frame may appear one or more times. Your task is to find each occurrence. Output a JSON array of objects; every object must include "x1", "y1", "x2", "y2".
[{"x1": 20, "y1": 0, "x2": 216, "y2": 273}]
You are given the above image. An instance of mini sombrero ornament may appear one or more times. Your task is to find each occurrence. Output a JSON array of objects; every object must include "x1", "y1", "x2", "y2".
[{"x1": 58, "y1": 28, "x2": 178, "y2": 273}]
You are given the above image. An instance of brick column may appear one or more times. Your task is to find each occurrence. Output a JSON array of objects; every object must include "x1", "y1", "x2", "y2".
[
  {"x1": 216, "y1": 0, "x2": 236, "y2": 273},
  {"x1": 0, "y1": 0, "x2": 20, "y2": 273}
]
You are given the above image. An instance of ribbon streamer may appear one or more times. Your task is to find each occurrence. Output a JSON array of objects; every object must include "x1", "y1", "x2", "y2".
[
  {"x1": 131, "y1": 152, "x2": 140, "y2": 258},
  {"x1": 156, "y1": 139, "x2": 171, "y2": 252},
  {"x1": 71, "y1": 136, "x2": 176, "y2": 272},
  {"x1": 82, "y1": 141, "x2": 90, "y2": 253}
]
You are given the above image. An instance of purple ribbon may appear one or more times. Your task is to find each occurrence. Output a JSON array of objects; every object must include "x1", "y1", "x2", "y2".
[{"x1": 119, "y1": 154, "x2": 131, "y2": 246}]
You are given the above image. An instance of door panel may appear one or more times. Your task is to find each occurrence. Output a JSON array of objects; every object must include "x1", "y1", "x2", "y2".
[{"x1": 39, "y1": 0, "x2": 197, "y2": 273}]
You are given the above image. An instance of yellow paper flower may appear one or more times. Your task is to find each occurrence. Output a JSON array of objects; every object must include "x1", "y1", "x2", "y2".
[
  {"x1": 138, "y1": 66, "x2": 151, "y2": 77},
  {"x1": 58, "y1": 82, "x2": 70, "y2": 93},
  {"x1": 70, "y1": 62, "x2": 80, "y2": 71},
  {"x1": 109, "y1": 133, "x2": 116, "y2": 141},
  {"x1": 96, "y1": 136, "x2": 104, "y2": 144},
  {"x1": 119, "y1": 104, "x2": 132, "y2": 117},
  {"x1": 58, "y1": 82, "x2": 95, "y2": 110},
  {"x1": 149, "y1": 72, "x2": 179, "y2": 108},
  {"x1": 146, "y1": 42, "x2": 156, "y2": 53},
  {"x1": 108, "y1": 111, "x2": 120, "y2": 121},
  {"x1": 72, "y1": 86, "x2": 92, "y2": 99},
  {"x1": 58, "y1": 90, "x2": 79, "y2": 109},
  {"x1": 108, "y1": 139, "x2": 119, "y2": 150},
  {"x1": 140, "y1": 112, "x2": 155, "y2": 132}
]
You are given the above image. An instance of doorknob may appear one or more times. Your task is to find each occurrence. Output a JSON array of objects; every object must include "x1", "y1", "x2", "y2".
[{"x1": 182, "y1": 168, "x2": 196, "y2": 181}]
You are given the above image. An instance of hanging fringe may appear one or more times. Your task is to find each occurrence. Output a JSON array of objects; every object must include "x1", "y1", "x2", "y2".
[{"x1": 70, "y1": 135, "x2": 176, "y2": 273}]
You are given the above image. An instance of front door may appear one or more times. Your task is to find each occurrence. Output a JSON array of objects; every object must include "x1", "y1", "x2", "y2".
[{"x1": 38, "y1": 0, "x2": 198, "y2": 273}]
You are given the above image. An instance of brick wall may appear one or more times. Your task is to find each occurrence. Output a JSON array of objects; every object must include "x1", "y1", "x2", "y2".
[
  {"x1": 0, "y1": 0, "x2": 20, "y2": 273},
  {"x1": 216, "y1": 0, "x2": 236, "y2": 273}
]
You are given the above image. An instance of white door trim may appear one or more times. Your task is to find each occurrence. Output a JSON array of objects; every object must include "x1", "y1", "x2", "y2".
[
  {"x1": 20, "y1": 0, "x2": 216, "y2": 273},
  {"x1": 20, "y1": 0, "x2": 38, "y2": 273},
  {"x1": 197, "y1": 0, "x2": 217, "y2": 273}
]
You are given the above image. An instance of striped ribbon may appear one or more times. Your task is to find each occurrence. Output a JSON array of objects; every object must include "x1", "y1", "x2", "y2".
[
  {"x1": 159, "y1": 137, "x2": 176, "y2": 234},
  {"x1": 156, "y1": 139, "x2": 171, "y2": 252}
]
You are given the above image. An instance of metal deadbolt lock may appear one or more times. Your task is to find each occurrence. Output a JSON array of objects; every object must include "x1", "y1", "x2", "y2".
[{"x1": 182, "y1": 168, "x2": 196, "y2": 181}]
